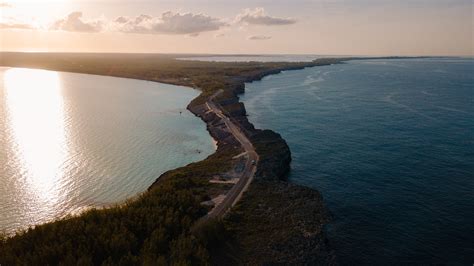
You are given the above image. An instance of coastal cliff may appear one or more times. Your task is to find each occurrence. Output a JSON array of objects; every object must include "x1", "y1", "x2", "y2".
[{"x1": 186, "y1": 66, "x2": 338, "y2": 265}]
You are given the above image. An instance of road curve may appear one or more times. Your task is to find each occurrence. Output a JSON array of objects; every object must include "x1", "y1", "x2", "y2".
[{"x1": 205, "y1": 90, "x2": 259, "y2": 219}]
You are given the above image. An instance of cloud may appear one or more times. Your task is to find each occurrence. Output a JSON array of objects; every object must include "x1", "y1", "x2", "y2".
[
  {"x1": 2, "y1": 9, "x2": 295, "y2": 38},
  {"x1": 6, "y1": 10, "x2": 227, "y2": 36},
  {"x1": 0, "y1": 2, "x2": 12, "y2": 8},
  {"x1": 237, "y1": 8, "x2": 296, "y2": 26},
  {"x1": 0, "y1": 16, "x2": 36, "y2": 30},
  {"x1": 248, "y1": 35, "x2": 272, "y2": 40},
  {"x1": 0, "y1": 22, "x2": 35, "y2": 30},
  {"x1": 112, "y1": 11, "x2": 228, "y2": 35},
  {"x1": 50, "y1": 12, "x2": 103, "y2": 32}
]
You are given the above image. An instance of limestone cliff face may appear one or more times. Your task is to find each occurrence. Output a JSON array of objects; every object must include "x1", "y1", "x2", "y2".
[
  {"x1": 250, "y1": 129, "x2": 292, "y2": 180},
  {"x1": 209, "y1": 85, "x2": 292, "y2": 181},
  {"x1": 188, "y1": 102, "x2": 239, "y2": 148},
  {"x1": 201, "y1": 69, "x2": 337, "y2": 265}
]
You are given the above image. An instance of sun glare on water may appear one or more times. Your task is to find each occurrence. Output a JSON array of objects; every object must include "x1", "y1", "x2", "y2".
[{"x1": 4, "y1": 68, "x2": 68, "y2": 206}]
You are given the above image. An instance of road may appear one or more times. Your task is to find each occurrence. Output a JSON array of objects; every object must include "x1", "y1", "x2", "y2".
[{"x1": 205, "y1": 90, "x2": 259, "y2": 218}]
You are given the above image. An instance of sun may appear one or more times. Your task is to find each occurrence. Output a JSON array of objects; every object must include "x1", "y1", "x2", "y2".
[
  {"x1": 1, "y1": 0, "x2": 71, "y2": 25},
  {"x1": 1, "y1": 0, "x2": 69, "y2": 9}
]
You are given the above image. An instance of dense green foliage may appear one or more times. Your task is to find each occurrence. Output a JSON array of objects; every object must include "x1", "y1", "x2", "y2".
[
  {"x1": 0, "y1": 144, "x2": 238, "y2": 265},
  {"x1": 0, "y1": 177, "x2": 208, "y2": 265}
]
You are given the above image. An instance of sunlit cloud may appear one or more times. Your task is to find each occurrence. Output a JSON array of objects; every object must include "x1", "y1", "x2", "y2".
[
  {"x1": 0, "y1": 2, "x2": 12, "y2": 8},
  {"x1": 236, "y1": 8, "x2": 297, "y2": 26},
  {"x1": 0, "y1": 15, "x2": 37, "y2": 30},
  {"x1": 0, "y1": 22, "x2": 34, "y2": 29},
  {"x1": 45, "y1": 11, "x2": 228, "y2": 36},
  {"x1": 50, "y1": 12, "x2": 104, "y2": 32},
  {"x1": 248, "y1": 35, "x2": 272, "y2": 40},
  {"x1": 1, "y1": 8, "x2": 293, "y2": 38},
  {"x1": 111, "y1": 11, "x2": 228, "y2": 35}
]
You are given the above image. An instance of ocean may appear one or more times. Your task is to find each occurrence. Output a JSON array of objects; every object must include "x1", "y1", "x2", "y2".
[
  {"x1": 240, "y1": 58, "x2": 474, "y2": 265},
  {"x1": 0, "y1": 68, "x2": 215, "y2": 234}
]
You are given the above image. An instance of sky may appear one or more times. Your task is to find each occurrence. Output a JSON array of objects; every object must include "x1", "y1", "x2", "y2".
[{"x1": 0, "y1": 0, "x2": 473, "y2": 55}]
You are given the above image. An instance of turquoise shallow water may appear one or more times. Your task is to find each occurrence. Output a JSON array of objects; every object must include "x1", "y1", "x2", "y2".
[
  {"x1": 0, "y1": 68, "x2": 215, "y2": 234},
  {"x1": 240, "y1": 58, "x2": 474, "y2": 265}
]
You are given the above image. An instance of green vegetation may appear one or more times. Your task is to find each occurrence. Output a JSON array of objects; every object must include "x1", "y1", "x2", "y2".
[
  {"x1": 0, "y1": 146, "x2": 237, "y2": 265},
  {"x1": 1, "y1": 178, "x2": 206, "y2": 265},
  {"x1": 0, "y1": 123, "x2": 237, "y2": 265},
  {"x1": 213, "y1": 180, "x2": 334, "y2": 265},
  {"x1": 151, "y1": 145, "x2": 238, "y2": 186}
]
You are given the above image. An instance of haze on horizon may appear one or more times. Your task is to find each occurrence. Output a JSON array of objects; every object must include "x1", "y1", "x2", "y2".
[{"x1": 0, "y1": 0, "x2": 472, "y2": 56}]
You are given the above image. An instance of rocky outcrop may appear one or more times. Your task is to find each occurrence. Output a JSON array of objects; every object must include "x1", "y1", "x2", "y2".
[
  {"x1": 250, "y1": 129, "x2": 292, "y2": 180},
  {"x1": 188, "y1": 102, "x2": 239, "y2": 148},
  {"x1": 221, "y1": 180, "x2": 337, "y2": 265}
]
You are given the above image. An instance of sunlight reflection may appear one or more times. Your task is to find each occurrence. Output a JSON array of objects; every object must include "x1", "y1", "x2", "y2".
[{"x1": 4, "y1": 68, "x2": 67, "y2": 204}]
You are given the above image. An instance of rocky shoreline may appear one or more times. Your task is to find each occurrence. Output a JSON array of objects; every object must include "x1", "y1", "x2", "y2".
[
  {"x1": 189, "y1": 59, "x2": 346, "y2": 179},
  {"x1": 176, "y1": 60, "x2": 344, "y2": 264}
]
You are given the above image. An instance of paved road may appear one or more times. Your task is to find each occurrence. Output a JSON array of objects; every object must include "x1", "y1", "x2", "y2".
[{"x1": 205, "y1": 90, "x2": 259, "y2": 218}]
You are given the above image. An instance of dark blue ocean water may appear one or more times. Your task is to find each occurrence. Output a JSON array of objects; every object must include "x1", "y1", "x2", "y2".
[{"x1": 240, "y1": 58, "x2": 474, "y2": 265}]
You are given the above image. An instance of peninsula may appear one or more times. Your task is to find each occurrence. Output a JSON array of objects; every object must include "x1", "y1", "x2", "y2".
[{"x1": 0, "y1": 53, "x2": 344, "y2": 264}]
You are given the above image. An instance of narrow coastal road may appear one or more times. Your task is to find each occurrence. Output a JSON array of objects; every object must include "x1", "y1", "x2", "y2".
[{"x1": 205, "y1": 90, "x2": 259, "y2": 218}]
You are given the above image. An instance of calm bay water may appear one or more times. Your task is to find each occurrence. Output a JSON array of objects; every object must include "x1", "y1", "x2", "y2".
[
  {"x1": 0, "y1": 68, "x2": 215, "y2": 234},
  {"x1": 240, "y1": 58, "x2": 474, "y2": 265}
]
